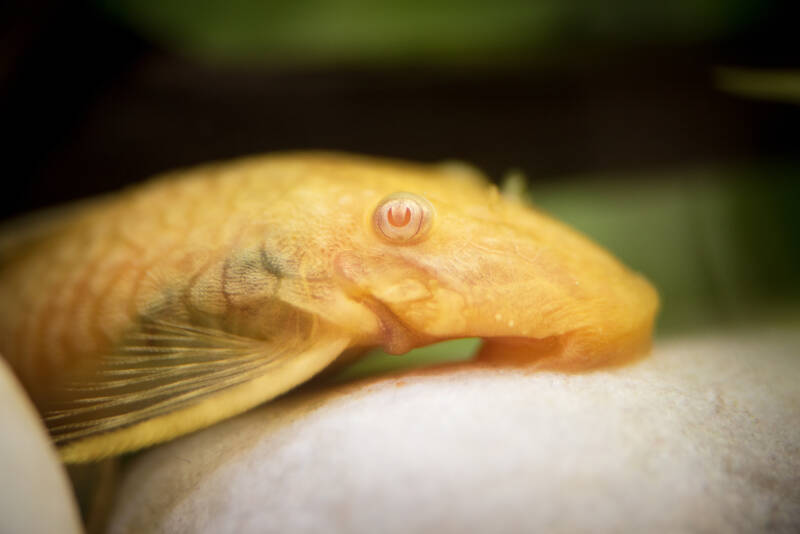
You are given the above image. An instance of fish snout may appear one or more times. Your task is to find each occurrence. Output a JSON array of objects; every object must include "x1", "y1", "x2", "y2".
[{"x1": 475, "y1": 272, "x2": 659, "y2": 370}]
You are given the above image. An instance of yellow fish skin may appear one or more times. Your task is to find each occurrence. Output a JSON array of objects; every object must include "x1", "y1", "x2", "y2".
[{"x1": 0, "y1": 152, "x2": 658, "y2": 462}]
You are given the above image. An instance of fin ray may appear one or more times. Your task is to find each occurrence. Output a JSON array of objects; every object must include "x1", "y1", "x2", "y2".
[{"x1": 44, "y1": 317, "x2": 348, "y2": 449}]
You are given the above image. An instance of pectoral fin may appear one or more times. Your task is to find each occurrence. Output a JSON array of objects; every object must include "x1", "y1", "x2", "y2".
[{"x1": 47, "y1": 318, "x2": 349, "y2": 463}]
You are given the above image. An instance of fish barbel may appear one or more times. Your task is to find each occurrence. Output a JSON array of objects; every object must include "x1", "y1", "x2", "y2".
[{"x1": 0, "y1": 152, "x2": 658, "y2": 462}]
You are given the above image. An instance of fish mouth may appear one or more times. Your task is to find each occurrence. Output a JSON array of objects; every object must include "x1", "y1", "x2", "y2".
[
  {"x1": 477, "y1": 324, "x2": 654, "y2": 371},
  {"x1": 477, "y1": 336, "x2": 564, "y2": 366}
]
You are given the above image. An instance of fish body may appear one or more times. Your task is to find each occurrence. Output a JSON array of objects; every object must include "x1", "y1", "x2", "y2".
[{"x1": 0, "y1": 153, "x2": 658, "y2": 462}]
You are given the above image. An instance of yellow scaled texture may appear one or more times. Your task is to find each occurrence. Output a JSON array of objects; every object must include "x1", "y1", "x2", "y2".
[{"x1": 0, "y1": 152, "x2": 658, "y2": 461}]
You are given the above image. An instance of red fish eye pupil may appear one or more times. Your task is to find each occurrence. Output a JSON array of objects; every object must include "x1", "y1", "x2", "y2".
[{"x1": 387, "y1": 205, "x2": 412, "y2": 227}]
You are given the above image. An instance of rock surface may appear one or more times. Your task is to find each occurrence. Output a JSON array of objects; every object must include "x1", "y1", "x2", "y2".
[
  {"x1": 0, "y1": 358, "x2": 83, "y2": 534},
  {"x1": 108, "y1": 328, "x2": 800, "y2": 534}
]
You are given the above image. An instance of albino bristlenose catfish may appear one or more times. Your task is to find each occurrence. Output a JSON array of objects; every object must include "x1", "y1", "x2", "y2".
[{"x1": 0, "y1": 153, "x2": 658, "y2": 463}]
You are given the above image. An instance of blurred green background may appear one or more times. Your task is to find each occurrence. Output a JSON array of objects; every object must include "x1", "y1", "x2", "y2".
[
  {"x1": 2, "y1": 0, "x2": 798, "y2": 377},
  {"x1": 96, "y1": 0, "x2": 756, "y2": 65}
]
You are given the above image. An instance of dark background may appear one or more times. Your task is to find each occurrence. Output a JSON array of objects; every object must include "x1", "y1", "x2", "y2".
[
  {"x1": 2, "y1": 0, "x2": 799, "y2": 335},
  {"x1": 2, "y1": 0, "x2": 799, "y2": 217}
]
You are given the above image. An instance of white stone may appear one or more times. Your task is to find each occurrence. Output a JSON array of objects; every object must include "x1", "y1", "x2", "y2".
[
  {"x1": 108, "y1": 327, "x2": 800, "y2": 534},
  {"x1": 0, "y1": 358, "x2": 83, "y2": 534}
]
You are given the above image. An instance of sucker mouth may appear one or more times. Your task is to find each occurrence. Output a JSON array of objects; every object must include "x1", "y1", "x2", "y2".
[
  {"x1": 477, "y1": 318, "x2": 654, "y2": 371},
  {"x1": 476, "y1": 335, "x2": 564, "y2": 366}
]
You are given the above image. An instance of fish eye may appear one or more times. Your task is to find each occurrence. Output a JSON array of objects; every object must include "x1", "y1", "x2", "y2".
[{"x1": 373, "y1": 192, "x2": 434, "y2": 243}]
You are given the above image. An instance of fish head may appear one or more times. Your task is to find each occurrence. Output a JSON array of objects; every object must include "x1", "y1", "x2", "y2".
[{"x1": 328, "y1": 159, "x2": 659, "y2": 370}]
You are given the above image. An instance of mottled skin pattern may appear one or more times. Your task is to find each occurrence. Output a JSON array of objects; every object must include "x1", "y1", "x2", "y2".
[{"x1": 0, "y1": 153, "x2": 658, "y2": 462}]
